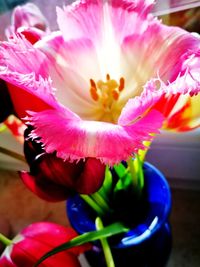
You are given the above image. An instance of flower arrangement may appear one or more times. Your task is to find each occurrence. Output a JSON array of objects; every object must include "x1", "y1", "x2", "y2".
[{"x1": 0, "y1": 0, "x2": 200, "y2": 266}]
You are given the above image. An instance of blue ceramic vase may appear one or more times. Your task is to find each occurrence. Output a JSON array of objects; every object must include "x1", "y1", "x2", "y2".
[{"x1": 67, "y1": 162, "x2": 172, "y2": 267}]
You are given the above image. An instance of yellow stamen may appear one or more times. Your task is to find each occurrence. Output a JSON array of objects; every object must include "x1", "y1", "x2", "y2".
[{"x1": 89, "y1": 75, "x2": 125, "y2": 111}]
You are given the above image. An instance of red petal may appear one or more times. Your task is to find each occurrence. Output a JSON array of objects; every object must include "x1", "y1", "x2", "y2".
[
  {"x1": 7, "y1": 84, "x2": 52, "y2": 119},
  {"x1": 17, "y1": 27, "x2": 46, "y2": 44},
  {"x1": 19, "y1": 171, "x2": 71, "y2": 202},
  {"x1": 76, "y1": 158, "x2": 106, "y2": 194},
  {"x1": 0, "y1": 222, "x2": 92, "y2": 267}
]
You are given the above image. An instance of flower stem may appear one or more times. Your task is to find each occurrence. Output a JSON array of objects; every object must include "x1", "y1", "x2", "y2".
[
  {"x1": 0, "y1": 233, "x2": 12, "y2": 246},
  {"x1": 135, "y1": 154, "x2": 144, "y2": 190},
  {"x1": 91, "y1": 192, "x2": 111, "y2": 214},
  {"x1": 127, "y1": 157, "x2": 138, "y2": 188},
  {"x1": 95, "y1": 217, "x2": 115, "y2": 267},
  {"x1": 138, "y1": 140, "x2": 152, "y2": 163},
  {"x1": 0, "y1": 146, "x2": 26, "y2": 163},
  {"x1": 97, "y1": 166, "x2": 112, "y2": 203},
  {"x1": 80, "y1": 195, "x2": 105, "y2": 216},
  {"x1": 127, "y1": 155, "x2": 144, "y2": 196}
]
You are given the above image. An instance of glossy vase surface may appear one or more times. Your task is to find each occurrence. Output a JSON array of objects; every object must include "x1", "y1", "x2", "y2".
[{"x1": 67, "y1": 162, "x2": 172, "y2": 267}]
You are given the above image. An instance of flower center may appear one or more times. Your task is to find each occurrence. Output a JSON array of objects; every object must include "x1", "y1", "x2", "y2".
[{"x1": 90, "y1": 74, "x2": 125, "y2": 113}]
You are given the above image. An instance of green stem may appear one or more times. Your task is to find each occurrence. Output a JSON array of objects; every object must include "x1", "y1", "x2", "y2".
[
  {"x1": 138, "y1": 140, "x2": 153, "y2": 163},
  {"x1": 91, "y1": 192, "x2": 111, "y2": 214},
  {"x1": 134, "y1": 154, "x2": 144, "y2": 190},
  {"x1": 80, "y1": 195, "x2": 105, "y2": 216},
  {"x1": 127, "y1": 157, "x2": 138, "y2": 188},
  {"x1": 0, "y1": 146, "x2": 26, "y2": 163},
  {"x1": 95, "y1": 217, "x2": 115, "y2": 267},
  {"x1": 127, "y1": 155, "x2": 144, "y2": 196},
  {"x1": 97, "y1": 166, "x2": 112, "y2": 203},
  {"x1": 0, "y1": 233, "x2": 12, "y2": 246}
]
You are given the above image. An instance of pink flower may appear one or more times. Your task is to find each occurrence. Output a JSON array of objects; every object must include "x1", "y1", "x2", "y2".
[
  {"x1": 0, "y1": 222, "x2": 91, "y2": 267},
  {"x1": 5, "y1": 3, "x2": 49, "y2": 44},
  {"x1": 0, "y1": 0, "x2": 199, "y2": 165}
]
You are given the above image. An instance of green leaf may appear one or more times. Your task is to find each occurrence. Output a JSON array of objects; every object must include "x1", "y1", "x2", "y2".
[
  {"x1": 114, "y1": 172, "x2": 132, "y2": 192},
  {"x1": 113, "y1": 163, "x2": 132, "y2": 193},
  {"x1": 34, "y1": 222, "x2": 129, "y2": 267},
  {"x1": 113, "y1": 163, "x2": 127, "y2": 178}
]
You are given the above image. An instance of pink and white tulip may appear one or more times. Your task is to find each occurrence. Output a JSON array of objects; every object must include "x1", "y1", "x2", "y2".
[
  {"x1": 0, "y1": 222, "x2": 91, "y2": 267},
  {"x1": 0, "y1": 0, "x2": 200, "y2": 165}
]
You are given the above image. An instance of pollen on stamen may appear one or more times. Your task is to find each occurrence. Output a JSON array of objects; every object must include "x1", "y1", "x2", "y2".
[
  {"x1": 90, "y1": 79, "x2": 97, "y2": 89},
  {"x1": 118, "y1": 77, "x2": 125, "y2": 91},
  {"x1": 106, "y1": 74, "x2": 110, "y2": 80},
  {"x1": 90, "y1": 79, "x2": 99, "y2": 101},
  {"x1": 112, "y1": 88, "x2": 119, "y2": 100}
]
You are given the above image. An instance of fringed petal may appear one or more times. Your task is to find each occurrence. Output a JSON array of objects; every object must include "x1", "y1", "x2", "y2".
[
  {"x1": 118, "y1": 84, "x2": 163, "y2": 126},
  {"x1": 23, "y1": 128, "x2": 106, "y2": 199},
  {"x1": 0, "y1": 36, "x2": 62, "y2": 118},
  {"x1": 119, "y1": 27, "x2": 200, "y2": 128},
  {"x1": 27, "y1": 108, "x2": 163, "y2": 165},
  {"x1": 119, "y1": 65, "x2": 200, "y2": 129},
  {"x1": 153, "y1": 50, "x2": 200, "y2": 131},
  {"x1": 0, "y1": 36, "x2": 48, "y2": 77},
  {"x1": 1, "y1": 74, "x2": 58, "y2": 119},
  {"x1": 118, "y1": 16, "x2": 200, "y2": 108}
]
